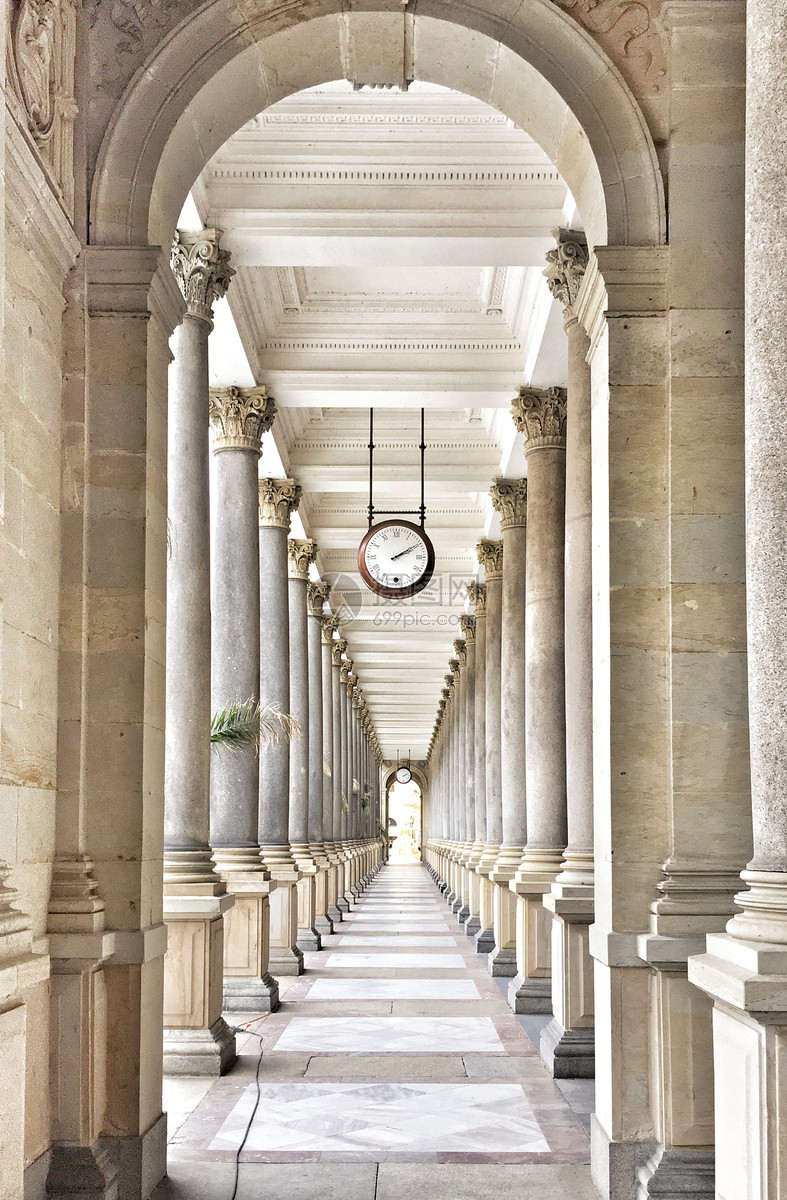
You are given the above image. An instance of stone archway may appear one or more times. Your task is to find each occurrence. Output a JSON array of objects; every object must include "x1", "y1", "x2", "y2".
[
  {"x1": 75, "y1": 5, "x2": 669, "y2": 1197},
  {"x1": 90, "y1": 1, "x2": 665, "y2": 251}
]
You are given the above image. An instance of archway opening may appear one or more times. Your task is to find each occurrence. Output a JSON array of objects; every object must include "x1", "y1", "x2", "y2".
[{"x1": 387, "y1": 780, "x2": 423, "y2": 863}]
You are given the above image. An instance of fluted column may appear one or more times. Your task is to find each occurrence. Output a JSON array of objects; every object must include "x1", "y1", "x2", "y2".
[
  {"x1": 508, "y1": 388, "x2": 568, "y2": 1013},
  {"x1": 540, "y1": 231, "x2": 596, "y2": 1074},
  {"x1": 287, "y1": 538, "x2": 321, "y2": 953},
  {"x1": 258, "y1": 478, "x2": 303, "y2": 975},
  {"x1": 209, "y1": 385, "x2": 279, "y2": 1013},
  {"x1": 163, "y1": 228, "x2": 236, "y2": 1073},
  {"x1": 307, "y1": 582, "x2": 333, "y2": 936}
]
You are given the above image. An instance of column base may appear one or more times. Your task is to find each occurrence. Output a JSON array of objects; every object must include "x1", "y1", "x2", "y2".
[
  {"x1": 269, "y1": 944, "x2": 304, "y2": 975},
  {"x1": 591, "y1": 1115, "x2": 657, "y2": 1200},
  {"x1": 463, "y1": 914, "x2": 481, "y2": 937},
  {"x1": 539, "y1": 1017, "x2": 594, "y2": 1077},
  {"x1": 456, "y1": 904, "x2": 470, "y2": 923},
  {"x1": 223, "y1": 972, "x2": 280, "y2": 1013},
  {"x1": 315, "y1": 913, "x2": 334, "y2": 936},
  {"x1": 296, "y1": 928, "x2": 322, "y2": 953},
  {"x1": 337, "y1": 896, "x2": 351, "y2": 914},
  {"x1": 327, "y1": 905, "x2": 343, "y2": 924},
  {"x1": 508, "y1": 971, "x2": 553, "y2": 1013},
  {"x1": 488, "y1": 946, "x2": 518, "y2": 976},
  {"x1": 46, "y1": 1142, "x2": 119, "y2": 1200},
  {"x1": 636, "y1": 1147, "x2": 715, "y2": 1199},
  {"x1": 163, "y1": 1017, "x2": 236, "y2": 1076},
  {"x1": 474, "y1": 927, "x2": 495, "y2": 954},
  {"x1": 111, "y1": 1113, "x2": 168, "y2": 1200}
]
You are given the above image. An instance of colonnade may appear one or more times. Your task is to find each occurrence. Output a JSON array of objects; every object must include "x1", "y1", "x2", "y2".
[
  {"x1": 425, "y1": 228, "x2": 596, "y2": 1079},
  {"x1": 161, "y1": 229, "x2": 384, "y2": 1072}
]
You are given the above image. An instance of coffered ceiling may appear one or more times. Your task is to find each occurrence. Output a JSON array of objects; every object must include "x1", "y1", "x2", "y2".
[{"x1": 195, "y1": 81, "x2": 574, "y2": 760}]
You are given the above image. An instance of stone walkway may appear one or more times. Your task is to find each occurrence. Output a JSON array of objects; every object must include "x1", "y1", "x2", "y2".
[{"x1": 155, "y1": 864, "x2": 597, "y2": 1200}]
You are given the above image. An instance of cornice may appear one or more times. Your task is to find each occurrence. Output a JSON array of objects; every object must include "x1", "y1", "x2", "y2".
[{"x1": 259, "y1": 339, "x2": 523, "y2": 353}]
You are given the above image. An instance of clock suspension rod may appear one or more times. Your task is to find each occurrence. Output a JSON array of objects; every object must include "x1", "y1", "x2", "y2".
[
  {"x1": 366, "y1": 406, "x2": 428, "y2": 527},
  {"x1": 367, "y1": 407, "x2": 375, "y2": 528},
  {"x1": 419, "y1": 408, "x2": 426, "y2": 529}
]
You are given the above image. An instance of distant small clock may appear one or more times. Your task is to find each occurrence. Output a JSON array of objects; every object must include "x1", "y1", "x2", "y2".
[
  {"x1": 396, "y1": 766, "x2": 412, "y2": 784},
  {"x1": 358, "y1": 519, "x2": 435, "y2": 599}
]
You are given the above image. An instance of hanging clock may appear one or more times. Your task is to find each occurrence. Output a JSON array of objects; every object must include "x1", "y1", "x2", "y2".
[
  {"x1": 395, "y1": 764, "x2": 412, "y2": 784},
  {"x1": 358, "y1": 408, "x2": 436, "y2": 599},
  {"x1": 358, "y1": 519, "x2": 435, "y2": 599}
]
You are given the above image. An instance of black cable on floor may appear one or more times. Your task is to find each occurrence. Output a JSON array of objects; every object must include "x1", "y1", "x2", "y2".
[{"x1": 228, "y1": 1026, "x2": 265, "y2": 1200}]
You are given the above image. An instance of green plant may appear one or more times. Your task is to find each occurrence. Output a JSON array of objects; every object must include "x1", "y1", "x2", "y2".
[{"x1": 210, "y1": 699, "x2": 301, "y2": 753}]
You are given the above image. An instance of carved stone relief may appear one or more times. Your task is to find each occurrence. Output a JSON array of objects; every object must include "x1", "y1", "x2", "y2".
[
  {"x1": 551, "y1": 0, "x2": 667, "y2": 94},
  {"x1": 7, "y1": 0, "x2": 78, "y2": 211}
]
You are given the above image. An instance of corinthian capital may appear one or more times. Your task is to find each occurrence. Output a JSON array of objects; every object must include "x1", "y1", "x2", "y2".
[
  {"x1": 476, "y1": 539, "x2": 503, "y2": 581},
  {"x1": 209, "y1": 386, "x2": 276, "y2": 453},
  {"x1": 332, "y1": 638, "x2": 347, "y2": 666},
  {"x1": 453, "y1": 640, "x2": 466, "y2": 665},
  {"x1": 490, "y1": 478, "x2": 528, "y2": 529},
  {"x1": 449, "y1": 659, "x2": 460, "y2": 682},
  {"x1": 288, "y1": 538, "x2": 317, "y2": 581},
  {"x1": 170, "y1": 229, "x2": 234, "y2": 322},
  {"x1": 308, "y1": 580, "x2": 331, "y2": 617},
  {"x1": 467, "y1": 581, "x2": 486, "y2": 615},
  {"x1": 258, "y1": 478, "x2": 301, "y2": 529},
  {"x1": 544, "y1": 229, "x2": 589, "y2": 321},
  {"x1": 511, "y1": 387, "x2": 567, "y2": 454},
  {"x1": 321, "y1": 614, "x2": 339, "y2": 644},
  {"x1": 459, "y1": 614, "x2": 476, "y2": 643}
]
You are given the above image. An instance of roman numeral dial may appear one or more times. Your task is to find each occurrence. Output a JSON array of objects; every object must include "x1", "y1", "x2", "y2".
[{"x1": 358, "y1": 519, "x2": 436, "y2": 600}]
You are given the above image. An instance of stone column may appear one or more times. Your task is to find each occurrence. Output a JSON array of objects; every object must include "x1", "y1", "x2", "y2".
[
  {"x1": 258, "y1": 479, "x2": 303, "y2": 976},
  {"x1": 540, "y1": 232, "x2": 595, "y2": 1075},
  {"x1": 307, "y1": 582, "x2": 333, "y2": 937},
  {"x1": 689, "y1": 9, "x2": 787, "y2": 1196},
  {"x1": 322, "y1": 616, "x2": 343, "y2": 925},
  {"x1": 163, "y1": 229, "x2": 236, "y2": 1074},
  {"x1": 453, "y1": 642, "x2": 471, "y2": 920},
  {"x1": 476, "y1": 541, "x2": 504, "y2": 963},
  {"x1": 460, "y1": 616, "x2": 481, "y2": 936},
  {"x1": 287, "y1": 538, "x2": 321, "y2": 953},
  {"x1": 209, "y1": 385, "x2": 279, "y2": 1014},
  {"x1": 508, "y1": 389, "x2": 568, "y2": 1013},
  {"x1": 487, "y1": 482, "x2": 528, "y2": 984},
  {"x1": 468, "y1": 583, "x2": 494, "y2": 951},
  {"x1": 332, "y1": 639, "x2": 350, "y2": 913}
]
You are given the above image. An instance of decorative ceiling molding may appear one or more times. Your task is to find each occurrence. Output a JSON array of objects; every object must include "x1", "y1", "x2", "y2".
[
  {"x1": 208, "y1": 166, "x2": 561, "y2": 187},
  {"x1": 259, "y1": 339, "x2": 523, "y2": 352}
]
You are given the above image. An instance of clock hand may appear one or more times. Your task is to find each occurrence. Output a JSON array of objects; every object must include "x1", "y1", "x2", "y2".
[{"x1": 390, "y1": 544, "x2": 416, "y2": 561}]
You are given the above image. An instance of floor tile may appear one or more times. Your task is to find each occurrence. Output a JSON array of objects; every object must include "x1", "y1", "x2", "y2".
[
  {"x1": 208, "y1": 1083, "x2": 548, "y2": 1154},
  {"x1": 376, "y1": 1162, "x2": 600, "y2": 1199},
  {"x1": 305, "y1": 979, "x2": 480, "y2": 1001},
  {"x1": 321, "y1": 952, "x2": 467, "y2": 969},
  {"x1": 270, "y1": 1016, "x2": 505, "y2": 1054},
  {"x1": 152, "y1": 1161, "x2": 378, "y2": 1200},
  {"x1": 337, "y1": 935, "x2": 457, "y2": 947}
]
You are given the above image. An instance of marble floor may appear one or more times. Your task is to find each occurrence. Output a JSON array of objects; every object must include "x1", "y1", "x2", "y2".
[{"x1": 156, "y1": 864, "x2": 597, "y2": 1200}]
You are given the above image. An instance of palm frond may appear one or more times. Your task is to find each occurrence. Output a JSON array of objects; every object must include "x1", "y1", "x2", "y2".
[{"x1": 210, "y1": 699, "x2": 301, "y2": 754}]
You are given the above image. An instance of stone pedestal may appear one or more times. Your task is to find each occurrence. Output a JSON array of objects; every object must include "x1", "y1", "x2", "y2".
[
  {"x1": 213, "y1": 851, "x2": 280, "y2": 1013},
  {"x1": 508, "y1": 866, "x2": 556, "y2": 1011},
  {"x1": 689, "y1": 934, "x2": 787, "y2": 1200},
  {"x1": 541, "y1": 883, "x2": 595, "y2": 1074},
  {"x1": 162, "y1": 893, "x2": 237, "y2": 1074},
  {"x1": 264, "y1": 856, "x2": 304, "y2": 976}
]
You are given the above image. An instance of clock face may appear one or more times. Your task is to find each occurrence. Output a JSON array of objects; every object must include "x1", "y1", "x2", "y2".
[
  {"x1": 396, "y1": 766, "x2": 412, "y2": 784},
  {"x1": 358, "y1": 519, "x2": 435, "y2": 599}
]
